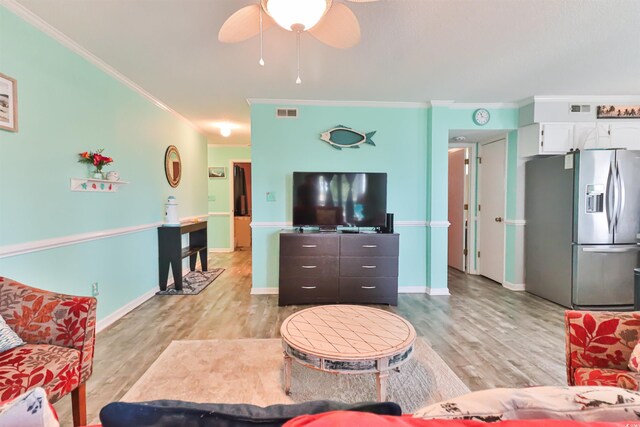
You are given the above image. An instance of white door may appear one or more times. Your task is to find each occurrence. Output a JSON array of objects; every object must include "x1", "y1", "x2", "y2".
[{"x1": 479, "y1": 139, "x2": 506, "y2": 284}]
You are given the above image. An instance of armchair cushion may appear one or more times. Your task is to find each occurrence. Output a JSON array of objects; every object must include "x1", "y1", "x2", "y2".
[
  {"x1": 0, "y1": 315, "x2": 24, "y2": 353},
  {"x1": 574, "y1": 368, "x2": 640, "y2": 390},
  {"x1": 0, "y1": 344, "x2": 80, "y2": 403}
]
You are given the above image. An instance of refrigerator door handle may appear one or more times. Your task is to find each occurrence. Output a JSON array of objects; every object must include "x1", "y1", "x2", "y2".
[
  {"x1": 615, "y1": 160, "x2": 625, "y2": 233},
  {"x1": 606, "y1": 160, "x2": 615, "y2": 234},
  {"x1": 582, "y1": 246, "x2": 640, "y2": 253}
]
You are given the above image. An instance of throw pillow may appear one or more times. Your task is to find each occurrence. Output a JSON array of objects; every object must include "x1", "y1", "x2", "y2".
[
  {"x1": 413, "y1": 386, "x2": 640, "y2": 422},
  {"x1": 0, "y1": 314, "x2": 25, "y2": 353},
  {"x1": 0, "y1": 387, "x2": 59, "y2": 427},
  {"x1": 629, "y1": 342, "x2": 640, "y2": 372},
  {"x1": 100, "y1": 400, "x2": 401, "y2": 427}
]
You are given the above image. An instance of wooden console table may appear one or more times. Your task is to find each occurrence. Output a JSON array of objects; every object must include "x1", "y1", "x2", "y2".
[{"x1": 158, "y1": 221, "x2": 208, "y2": 291}]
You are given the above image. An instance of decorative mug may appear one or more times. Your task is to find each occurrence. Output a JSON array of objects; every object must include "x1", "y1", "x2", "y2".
[{"x1": 106, "y1": 171, "x2": 120, "y2": 181}]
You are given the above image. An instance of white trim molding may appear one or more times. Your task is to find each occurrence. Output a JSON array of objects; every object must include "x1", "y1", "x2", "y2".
[
  {"x1": 427, "y1": 221, "x2": 451, "y2": 228},
  {"x1": 398, "y1": 286, "x2": 428, "y2": 294},
  {"x1": 503, "y1": 281, "x2": 526, "y2": 291},
  {"x1": 395, "y1": 221, "x2": 428, "y2": 227},
  {"x1": 0, "y1": 214, "x2": 208, "y2": 259},
  {"x1": 504, "y1": 219, "x2": 527, "y2": 226},
  {"x1": 247, "y1": 98, "x2": 429, "y2": 109},
  {"x1": 426, "y1": 287, "x2": 451, "y2": 296},
  {"x1": 96, "y1": 286, "x2": 157, "y2": 333},
  {"x1": 0, "y1": 0, "x2": 206, "y2": 137},
  {"x1": 208, "y1": 212, "x2": 231, "y2": 216},
  {"x1": 250, "y1": 287, "x2": 279, "y2": 295},
  {"x1": 448, "y1": 102, "x2": 519, "y2": 110}
]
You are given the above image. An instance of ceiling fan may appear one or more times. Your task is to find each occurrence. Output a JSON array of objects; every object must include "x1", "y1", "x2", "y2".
[{"x1": 218, "y1": 0, "x2": 378, "y2": 84}]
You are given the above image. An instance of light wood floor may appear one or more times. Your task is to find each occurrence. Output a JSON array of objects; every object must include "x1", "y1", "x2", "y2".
[{"x1": 54, "y1": 249, "x2": 567, "y2": 425}]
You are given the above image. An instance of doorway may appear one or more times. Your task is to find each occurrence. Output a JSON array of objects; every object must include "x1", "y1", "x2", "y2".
[{"x1": 231, "y1": 160, "x2": 252, "y2": 251}]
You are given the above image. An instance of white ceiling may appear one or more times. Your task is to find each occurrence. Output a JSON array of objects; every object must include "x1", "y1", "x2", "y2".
[
  {"x1": 12, "y1": 0, "x2": 640, "y2": 144},
  {"x1": 449, "y1": 129, "x2": 507, "y2": 144}
]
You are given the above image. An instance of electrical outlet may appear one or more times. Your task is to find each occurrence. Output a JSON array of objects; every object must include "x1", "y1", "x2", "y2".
[
  {"x1": 266, "y1": 192, "x2": 276, "y2": 202},
  {"x1": 91, "y1": 282, "x2": 99, "y2": 296}
]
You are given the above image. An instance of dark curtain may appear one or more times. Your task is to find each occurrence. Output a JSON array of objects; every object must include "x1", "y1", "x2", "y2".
[{"x1": 234, "y1": 165, "x2": 248, "y2": 216}]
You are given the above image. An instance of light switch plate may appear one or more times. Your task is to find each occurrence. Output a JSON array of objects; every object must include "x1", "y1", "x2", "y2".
[{"x1": 266, "y1": 192, "x2": 276, "y2": 202}]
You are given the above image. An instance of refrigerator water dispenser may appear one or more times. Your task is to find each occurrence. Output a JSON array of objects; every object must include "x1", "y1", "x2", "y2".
[{"x1": 585, "y1": 184, "x2": 604, "y2": 213}]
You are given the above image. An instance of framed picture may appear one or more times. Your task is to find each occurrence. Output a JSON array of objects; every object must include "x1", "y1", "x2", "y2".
[
  {"x1": 597, "y1": 105, "x2": 640, "y2": 119},
  {"x1": 209, "y1": 167, "x2": 226, "y2": 178},
  {"x1": 0, "y1": 73, "x2": 17, "y2": 132}
]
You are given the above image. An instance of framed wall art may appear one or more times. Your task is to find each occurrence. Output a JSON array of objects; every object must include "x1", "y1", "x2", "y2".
[
  {"x1": 0, "y1": 73, "x2": 17, "y2": 132},
  {"x1": 209, "y1": 167, "x2": 226, "y2": 178},
  {"x1": 597, "y1": 105, "x2": 640, "y2": 119}
]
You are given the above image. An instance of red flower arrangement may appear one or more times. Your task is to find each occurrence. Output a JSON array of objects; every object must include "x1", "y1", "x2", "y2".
[{"x1": 78, "y1": 149, "x2": 114, "y2": 174}]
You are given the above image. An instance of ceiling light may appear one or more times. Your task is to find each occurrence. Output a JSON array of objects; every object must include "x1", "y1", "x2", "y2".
[
  {"x1": 220, "y1": 124, "x2": 232, "y2": 137},
  {"x1": 452, "y1": 136, "x2": 467, "y2": 142},
  {"x1": 266, "y1": 0, "x2": 328, "y2": 31}
]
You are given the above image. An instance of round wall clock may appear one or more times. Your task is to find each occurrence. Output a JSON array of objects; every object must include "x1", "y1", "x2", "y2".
[{"x1": 473, "y1": 108, "x2": 490, "y2": 126}]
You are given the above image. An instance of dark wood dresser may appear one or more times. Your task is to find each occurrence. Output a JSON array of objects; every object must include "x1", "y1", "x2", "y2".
[{"x1": 278, "y1": 231, "x2": 399, "y2": 306}]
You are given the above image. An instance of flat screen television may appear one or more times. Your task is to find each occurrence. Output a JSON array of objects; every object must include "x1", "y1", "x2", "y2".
[{"x1": 293, "y1": 172, "x2": 387, "y2": 228}]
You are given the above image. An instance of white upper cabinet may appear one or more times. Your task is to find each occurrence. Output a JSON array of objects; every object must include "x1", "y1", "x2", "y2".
[
  {"x1": 519, "y1": 123, "x2": 574, "y2": 157},
  {"x1": 573, "y1": 123, "x2": 611, "y2": 150},
  {"x1": 609, "y1": 123, "x2": 640, "y2": 150}
]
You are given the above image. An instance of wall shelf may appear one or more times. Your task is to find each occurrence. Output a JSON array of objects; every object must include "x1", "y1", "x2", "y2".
[{"x1": 70, "y1": 178, "x2": 129, "y2": 192}]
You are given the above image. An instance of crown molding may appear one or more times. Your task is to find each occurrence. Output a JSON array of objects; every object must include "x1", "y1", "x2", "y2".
[
  {"x1": 448, "y1": 102, "x2": 519, "y2": 110},
  {"x1": 531, "y1": 95, "x2": 640, "y2": 103},
  {"x1": 1, "y1": 0, "x2": 207, "y2": 139},
  {"x1": 247, "y1": 98, "x2": 430, "y2": 109}
]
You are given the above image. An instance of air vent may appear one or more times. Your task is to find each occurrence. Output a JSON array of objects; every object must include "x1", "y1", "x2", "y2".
[
  {"x1": 276, "y1": 108, "x2": 298, "y2": 118},
  {"x1": 569, "y1": 104, "x2": 591, "y2": 113}
]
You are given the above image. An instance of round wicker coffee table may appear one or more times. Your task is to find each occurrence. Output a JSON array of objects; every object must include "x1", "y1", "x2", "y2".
[{"x1": 280, "y1": 305, "x2": 416, "y2": 401}]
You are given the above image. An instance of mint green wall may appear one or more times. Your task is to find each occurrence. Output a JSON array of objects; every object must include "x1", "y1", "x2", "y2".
[
  {"x1": 207, "y1": 146, "x2": 252, "y2": 249},
  {"x1": 0, "y1": 7, "x2": 208, "y2": 321},
  {"x1": 251, "y1": 103, "x2": 428, "y2": 290},
  {"x1": 427, "y1": 106, "x2": 519, "y2": 289}
]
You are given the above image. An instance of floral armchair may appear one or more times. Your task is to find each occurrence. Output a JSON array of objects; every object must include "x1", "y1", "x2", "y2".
[
  {"x1": 0, "y1": 277, "x2": 97, "y2": 427},
  {"x1": 565, "y1": 310, "x2": 640, "y2": 390}
]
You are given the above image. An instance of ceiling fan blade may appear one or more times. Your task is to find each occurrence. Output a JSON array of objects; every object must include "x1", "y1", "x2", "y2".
[
  {"x1": 218, "y1": 4, "x2": 274, "y2": 43},
  {"x1": 309, "y1": 3, "x2": 361, "y2": 49}
]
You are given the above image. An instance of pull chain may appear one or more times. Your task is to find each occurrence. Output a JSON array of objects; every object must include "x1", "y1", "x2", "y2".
[
  {"x1": 259, "y1": 4, "x2": 265, "y2": 66},
  {"x1": 296, "y1": 30, "x2": 302, "y2": 84}
]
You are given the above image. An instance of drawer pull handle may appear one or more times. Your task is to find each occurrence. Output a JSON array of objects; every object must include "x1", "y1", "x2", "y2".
[
  {"x1": 362, "y1": 245, "x2": 377, "y2": 248},
  {"x1": 301, "y1": 265, "x2": 317, "y2": 269},
  {"x1": 361, "y1": 286, "x2": 376, "y2": 289},
  {"x1": 302, "y1": 244, "x2": 317, "y2": 248},
  {"x1": 362, "y1": 265, "x2": 377, "y2": 269},
  {"x1": 301, "y1": 286, "x2": 317, "y2": 290}
]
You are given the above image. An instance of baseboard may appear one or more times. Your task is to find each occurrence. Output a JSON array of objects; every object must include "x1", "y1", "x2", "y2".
[
  {"x1": 209, "y1": 248, "x2": 233, "y2": 253},
  {"x1": 250, "y1": 287, "x2": 279, "y2": 295},
  {"x1": 503, "y1": 281, "x2": 526, "y2": 291},
  {"x1": 398, "y1": 286, "x2": 428, "y2": 294},
  {"x1": 96, "y1": 263, "x2": 199, "y2": 333},
  {"x1": 426, "y1": 287, "x2": 451, "y2": 296},
  {"x1": 96, "y1": 286, "x2": 157, "y2": 333}
]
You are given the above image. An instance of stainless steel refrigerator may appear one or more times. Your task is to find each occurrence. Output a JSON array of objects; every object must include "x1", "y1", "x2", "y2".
[{"x1": 525, "y1": 149, "x2": 640, "y2": 309}]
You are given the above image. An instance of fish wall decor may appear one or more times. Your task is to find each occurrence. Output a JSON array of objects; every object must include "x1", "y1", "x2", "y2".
[{"x1": 320, "y1": 125, "x2": 376, "y2": 150}]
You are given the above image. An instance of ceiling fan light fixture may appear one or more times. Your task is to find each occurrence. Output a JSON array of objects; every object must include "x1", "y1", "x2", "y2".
[{"x1": 265, "y1": 0, "x2": 329, "y2": 31}]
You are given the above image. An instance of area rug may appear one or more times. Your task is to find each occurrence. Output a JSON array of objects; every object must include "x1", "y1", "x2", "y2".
[
  {"x1": 121, "y1": 338, "x2": 470, "y2": 413},
  {"x1": 156, "y1": 269, "x2": 224, "y2": 295}
]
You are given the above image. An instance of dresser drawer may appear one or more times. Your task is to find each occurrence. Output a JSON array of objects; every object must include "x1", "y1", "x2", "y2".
[
  {"x1": 339, "y1": 277, "x2": 398, "y2": 305},
  {"x1": 280, "y1": 234, "x2": 339, "y2": 256},
  {"x1": 280, "y1": 256, "x2": 339, "y2": 278},
  {"x1": 340, "y1": 257, "x2": 398, "y2": 277},
  {"x1": 340, "y1": 234, "x2": 399, "y2": 256},
  {"x1": 279, "y1": 278, "x2": 339, "y2": 305}
]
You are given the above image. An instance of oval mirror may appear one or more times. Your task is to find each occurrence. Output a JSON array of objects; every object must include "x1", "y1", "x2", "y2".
[{"x1": 164, "y1": 145, "x2": 182, "y2": 188}]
